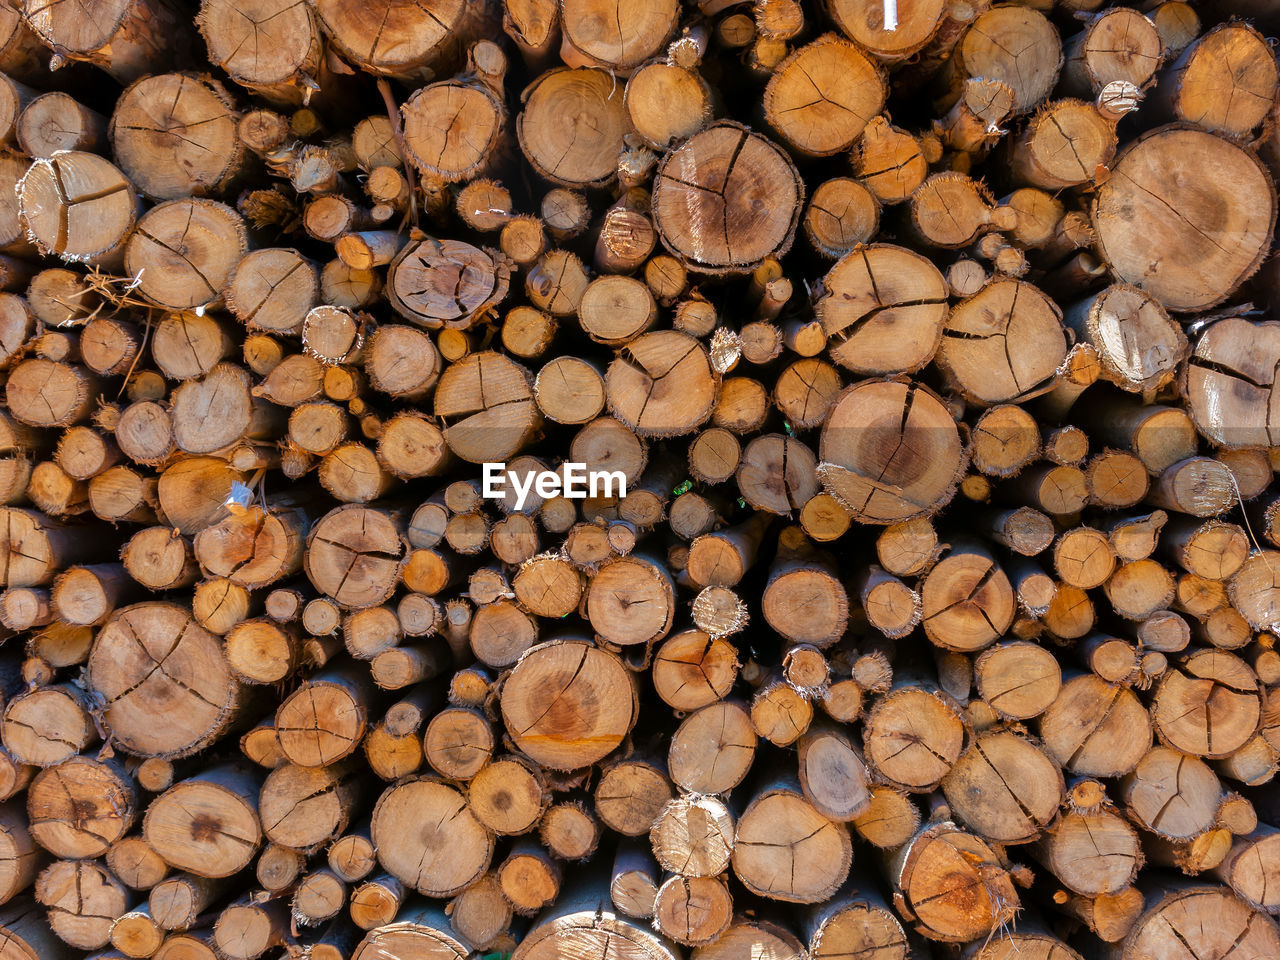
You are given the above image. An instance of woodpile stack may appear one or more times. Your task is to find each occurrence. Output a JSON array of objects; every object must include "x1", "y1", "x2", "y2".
[{"x1": 0, "y1": 0, "x2": 1275, "y2": 958}]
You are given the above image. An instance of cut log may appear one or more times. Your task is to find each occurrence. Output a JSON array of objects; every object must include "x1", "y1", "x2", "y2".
[
  {"x1": 21, "y1": 0, "x2": 194, "y2": 83},
  {"x1": 36, "y1": 859, "x2": 127, "y2": 950},
  {"x1": 827, "y1": 0, "x2": 944, "y2": 62},
  {"x1": 1152, "y1": 649, "x2": 1260, "y2": 759},
  {"x1": 763, "y1": 35, "x2": 884, "y2": 157},
  {"x1": 1152, "y1": 23, "x2": 1278, "y2": 138},
  {"x1": 110, "y1": 73, "x2": 242, "y2": 200},
  {"x1": 863, "y1": 680, "x2": 965, "y2": 792},
  {"x1": 732, "y1": 776, "x2": 851, "y2": 903},
  {"x1": 142, "y1": 765, "x2": 261, "y2": 878},
  {"x1": 500, "y1": 639, "x2": 638, "y2": 771},
  {"x1": 942, "y1": 729, "x2": 1064, "y2": 844},
  {"x1": 402, "y1": 54, "x2": 507, "y2": 183},
  {"x1": 946, "y1": 5, "x2": 1063, "y2": 115},
  {"x1": 1061, "y1": 7, "x2": 1163, "y2": 97},
  {"x1": 1183, "y1": 317, "x2": 1280, "y2": 449},
  {"x1": 28, "y1": 756, "x2": 135, "y2": 859},
  {"x1": 370, "y1": 776, "x2": 492, "y2": 897},
  {"x1": 888, "y1": 820, "x2": 1019, "y2": 942},
  {"x1": 814, "y1": 244, "x2": 948, "y2": 376},
  {"x1": 518, "y1": 67, "x2": 626, "y2": 189},
  {"x1": 1039, "y1": 673, "x2": 1152, "y2": 777},
  {"x1": 86, "y1": 601, "x2": 241, "y2": 759},
  {"x1": 1115, "y1": 881, "x2": 1280, "y2": 960},
  {"x1": 652, "y1": 121, "x2": 802, "y2": 274},
  {"x1": 275, "y1": 664, "x2": 374, "y2": 767},
  {"x1": 17, "y1": 152, "x2": 137, "y2": 265},
  {"x1": 1092, "y1": 127, "x2": 1275, "y2": 312},
  {"x1": 818, "y1": 380, "x2": 964, "y2": 524}
]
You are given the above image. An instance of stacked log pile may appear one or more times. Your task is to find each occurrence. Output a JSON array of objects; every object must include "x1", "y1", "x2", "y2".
[{"x1": 0, "y1": 0, "x2": 1274, "y2": 958}]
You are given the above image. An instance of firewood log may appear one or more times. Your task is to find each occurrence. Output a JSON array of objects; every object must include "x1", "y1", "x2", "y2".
[
  {"x1": 110, "y1": 74, "x2": 243, "y2": 200},
  {"x1": 0, "y1": 2, "x2": 1273, "y2": 957},
  {"x1": 21, "y1": 0, "x2": 194, "y2": 83},
  {"x1": 888, "y1": 818, "x2": 1019, "y2": 942},
  {"x1": 1092, "y1": 127, "x2": 1275, "y2": 313}
]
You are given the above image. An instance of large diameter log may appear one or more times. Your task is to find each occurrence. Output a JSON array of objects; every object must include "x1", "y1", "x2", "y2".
[
  {"x1": 351, "y1": 903, "x2": 474, "y2": 960},
  {"x1": 387, "y1": 237, "x2": 511, "y2": 330},
  {"x1": 1092, "y1": 126, "x2": 1276, "y2": 312},
  {"x1": 941, "y1": 729, "x2": 1064, "y2": 844},
  {"x1": 732, "y1": 778, "x2": 849, "y2": 906},
  {"x1": 304, "y1": 504, "x2": 407, "y2": 609},
  {"x1": 36, "y1": 859, "x2": 127, "y2": 950},
  {"x1": 28, "y1": 756, "x2": 135, "y2": 859},
  {"x1": 260, "y1": 761, "x2": 362, "y2": 851},
  {"x1": 827, "y1": 0, "x2": 944, "y2": 63},
  {"x1": 1064, "y1": 284, "x2": 1187, "y2": 394},
  {"x1": 1039, "y1": 673, "x2": 1152, "y2": 777},
  {"x1": 500, "y1": 639, "x2": 638, "y2": 771},
  {"x1": 802, "y1": 885, "x2": 908, "y2": 960},
  {"x1": 433, "y1": 350, "x2": 539, "y2": 463},
  {"x1": 86, "y1": 601, "x2": 242, "y2": 759},
  {"x1": 1183, "y1": 317, "x2": 1280, "y2": 449},
  {"x1": 110, "y1": 73, "x2": 243, "y2": 201},
  {"x1": 818, "y1": 379, "x2": 964, "y2": 524},
  {"x1": 763, "y1": 34, "x2": 885, "y2": 157},
  {"x1": 142, "y1": 766, "x2": 262, "y2": 878},
  {"x1": 1152, "y1": 649, "x2": 1261, "y2": 759},
  {"x1": 863, "y1": 681, "x2": 964, "y2": 792},
  {"x1": 124, "y1": 199, "x2": 248, "y2": 310},
  {"x1": 947, "y1": 5, "x2": 1063, "y2": 115},
  {"x1": 517, "y1": 67, "x2": 627, "y2": 189},
  {"x1": 371, "y1": 776, "x2": 492, "y2": 898},
  {"x1": 17, "y1": 152, "x2": 137, "y2": 265},
  {"x1": 197, "y1": 0, "x2": 324, "y2": 105},
  {"x1": 310, "y1": 0, "x2": 489, "y2": 80},
  {"x1": 21, "y1": 0, "x2": 194, "y2": 83},
  {"x1": 514, "y1": 889, "x2": 682, "y2": 960},
  {"x1": 888, "y1": 820, "x2": 1019, "y2": 943},
  {"x1": 1111, "y1": 883, "x2": 1280, "y2": 960},
  {"x1": 652, "y1": 121, "x2": 803, "y2": 274},
  {"x1": 559, "y1": 0, "x2": 676, "y2": 73},
  {"x1": 814, "y1": 244, "x2": 948, "y2": 376},
  {"x1": 936, "y1": 279, "x2": 1067, "y2": 404},
  {"x1": 1152, "y1": 23, "x2": 1279, "y2": 139},
  {"x1": 0, "y1": 897, "x2": 80, "y2": 959},
  {"x1": 402, "y1": 56, "x2": 507, "y2": 183},
  {"x1": 605, "y1": 330, "x2": 716, "y2": 437}
]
